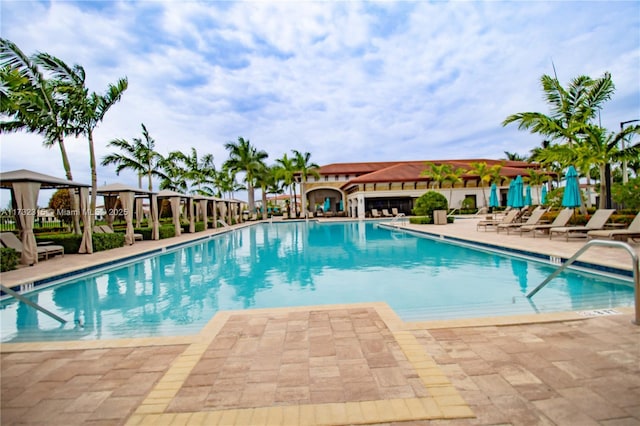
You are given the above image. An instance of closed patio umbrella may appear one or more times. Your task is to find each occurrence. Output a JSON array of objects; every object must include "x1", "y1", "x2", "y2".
[
  {"x1": 561, "y1": 166, "x2": 581, "y2": 209},
  {"x1": 324, "y1": 197, "x2": 331, "y2": 212},
  {"x1": 512, "y1": 176, "x2": 525, "y2": 209},
  {"x1": 524, "y1": 185, "x2": 532, "y2": 206},
  {"x1": 506, "y1": 180, "x2": 515, "y2": 207},
  {"x1": 489, "y1": 183, "x2": 499, "y2": 208},
  {"x1": 541, "y1": 185, "x2": 548, "y2": 205}
]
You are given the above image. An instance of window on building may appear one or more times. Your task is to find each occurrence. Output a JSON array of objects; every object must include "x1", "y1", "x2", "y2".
[{"x1": 324, "y1": 175, "x2": 329, "y2": 182}]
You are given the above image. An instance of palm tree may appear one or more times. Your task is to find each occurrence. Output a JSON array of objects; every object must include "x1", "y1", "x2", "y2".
[
  {"x1": 420, "y1": 163, "x2": 452, "y2": 189},
  {"x1": 35, "y1": 52, "x2": 128, "y2": 223},
  {"x1": 576, "y1": 124, "x2": 640, "y2": 208},
  {"x1": 216, "y1": 167, "x2": 245, "y2": 199},
  {"x1": 1, "y1": 38, "x2": 81, "y2": 232},
  {"x1": 101, "y1": 123, "x2": 166, "y2": 191},
  {"x1": 503, "y1": 72, "x2": 615, "y2": 148},
  {"x1": 446, "y1": 167, "x2": 467, "y2": 207},
  {"x1": 468, "y1": 162, "x2": 494, "y2": 207},
  {"x1": 503, "y1": 151, "x2": 527, "y2": 161},
  {"x1": 292, "y1": 150, "x2": 319, "y2": 216},
  {"x1": 524, "y1": 169, "x2": 550, "y2": 206},
  {"x1": 169, "y1": 148, "x2": 216, "y2": 195},
  {"x1": 223, "y1": 137, "x2": 268, "y2": 213},
  {"x1": 274, "y1": 153, "x2": 297, "y2": 217}
]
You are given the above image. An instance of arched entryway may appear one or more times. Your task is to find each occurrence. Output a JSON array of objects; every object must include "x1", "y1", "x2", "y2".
[{"x1": 306, "y1": 187, "x2": 345, "y2": 215}]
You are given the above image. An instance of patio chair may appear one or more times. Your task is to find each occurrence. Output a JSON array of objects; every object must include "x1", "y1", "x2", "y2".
[
  {"x1": 391, "y1": 208, "x2": 399, "y2": 216},
  {"x1": 371, "y1": 209, "x2": 382, "y2": 218},
  {"x1": 476, "y1": 209, "x2": 519, "y2": 231},
  {"x1": 0, "y1": 232, "x2": 64, "y2": 260},
  {"x1": 549, "y1": 209, "x2": 616, "y2": 241},
  {"x1": 516, "y1": 208, "x2": 573, "y2": 238},
  {"x1": 587, "y1": 212, "x2": 640, "y2": 242},
  {"x1": 497, "y1": 206, "x2": 547, "y2": 234},
  {"x1": 382, "y1": 209, "x2": 393, "y2": 217}
]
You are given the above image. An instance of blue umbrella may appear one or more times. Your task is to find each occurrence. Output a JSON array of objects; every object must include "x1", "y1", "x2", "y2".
[
  {"x1": 512, "y1": 175, "x2": 525, "y2": 208},
  {"x1": 524, "y1": 185, "x2": 532, "y2": 206},
  {"x1": 562, "y1": 166, "x2": 581, "y2": 208},
  {"x1": 489, "y1": 183, "x2": 500, "y2": 208},
  {"x1": 541, "y1": 185, "x2": 548, "y2": 205},
  {"x1": 507, "y1": 180, "x2": 515, "y2": 207},
  {"x1": 324, "y1": 197, "x2": 331, "y2": 212},
  {"x1": 338, "y1": 199, "x2": 344, "y2": 211}
]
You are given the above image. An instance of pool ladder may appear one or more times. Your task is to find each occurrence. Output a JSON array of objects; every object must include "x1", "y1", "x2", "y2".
[{"x1": 526, "y1": 239, "x2": 640, "y2": 325}]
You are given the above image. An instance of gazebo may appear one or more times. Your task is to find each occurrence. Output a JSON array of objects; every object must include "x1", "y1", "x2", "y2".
[
  {"x1": 157, "y1": 190, "x2": 195, "y2": 237},
  {"x1": 0, "y1": 169, "x2": 92, "y2": 265},
  {"x1": 192, "y1": 195, "x2": 224, "y2": 230},
  {"x1": 96, "y1": 184, "x2": 158, "y2": 244}
]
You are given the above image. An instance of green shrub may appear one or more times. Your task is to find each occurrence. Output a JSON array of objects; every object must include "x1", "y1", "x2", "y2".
[
  {"x1": 159, "y1": 224, "x2": 175, "y2": 239},
  {"x1": 92, "y1": 233, "x2": 125, "y2": 251},
  {"x1": 36, "y1": 233, "x2": 82, "y2": 254},
  {"x1": 195, "y1": 221, "x2": 205, "y2": 232},
  {"x1": 413, "y1": 191, "x2": 448, "y2": 217},
  {"x1": 410, "y1": 216, "x2": 432, "y2": 224},
  {"x1": 136, "y1": 227, "x2": 153, "y2": 240},
  {"x1": 1, "y1": 247, "x2": 20, "y2": 272},
  {"x1": 612, "y1": 177, "x2": 640, "y2": 210}
]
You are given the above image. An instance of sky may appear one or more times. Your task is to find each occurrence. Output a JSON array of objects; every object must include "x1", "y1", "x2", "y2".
[{"x1": 1, "y1": 0, "x2": 639, "y2": 205}]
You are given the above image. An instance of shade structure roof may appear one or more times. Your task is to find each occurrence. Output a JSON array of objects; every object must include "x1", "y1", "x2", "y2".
[
  {"x1": 0, "y1": 169, "x2": 90, "y2": 189},
  {"x1": 156, "y1": 189, "x2": 193, "y2": 199},
  {"x1": 96, "y1": 183, "x2": 154, "y2": 195}
]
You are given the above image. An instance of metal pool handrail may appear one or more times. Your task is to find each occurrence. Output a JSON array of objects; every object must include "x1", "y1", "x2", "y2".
[
  {"x1": 0, "y1": 284, "x2": 67, "y2": 324},
  {"x1": 526, "y1": 240, "x2": 640, "y2": 325}
]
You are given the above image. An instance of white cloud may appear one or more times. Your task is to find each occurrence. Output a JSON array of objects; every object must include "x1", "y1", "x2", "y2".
[{"x1": 1, "y1": 0, "x2": 638, "y2": 207}]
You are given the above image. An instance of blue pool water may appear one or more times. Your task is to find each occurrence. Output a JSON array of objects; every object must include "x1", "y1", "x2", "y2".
[{"x1": 0, "y1": 221, "x2": 635, "y2": 342}]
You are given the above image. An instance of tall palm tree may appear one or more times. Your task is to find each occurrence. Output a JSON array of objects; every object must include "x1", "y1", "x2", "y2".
[
  {"x1": 292, "y1": 150, "x2": 319, "y2": 216},
  {"x1": 1, "y1": 38, "x2": 81, "y2": 232},
  {"x1": 101, "y1": 123, "x2": 166, "y2": 191},
  {"x1": 274, "y1": 153, "x2": 297, "y2": 217},
  {"x1": 223, "y1": 137, "x2": 268, "y2": 213},
  {"x1": 35, "y1": 52, "x2": 128, "y2": 222},
  {"x1": 524, "y1": 169, "x2": 550, "y2": 206}
]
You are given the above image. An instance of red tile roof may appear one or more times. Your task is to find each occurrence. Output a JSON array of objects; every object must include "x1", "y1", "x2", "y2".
[{"x1": 311, "y1": 159, "x2": 544, "y2": 188}]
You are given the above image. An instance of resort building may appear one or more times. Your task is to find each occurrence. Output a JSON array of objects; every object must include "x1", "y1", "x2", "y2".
[{"x1": 302, "y1": 159, "x2": 547, "y2": 219}]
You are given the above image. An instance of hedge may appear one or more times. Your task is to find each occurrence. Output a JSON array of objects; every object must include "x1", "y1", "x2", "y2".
[
  {"x1": 35, "y1": 232, "x2": 125, "y2": 254},
  {"x1": 1, "y1": 247, "x2": 20, "y2": 272},
  {"x1": 134, "y1": 224, "x2": 176, "y2": 240},
  {"x1": 409, "y1": 216, "x2": 455, "y2": 225}
]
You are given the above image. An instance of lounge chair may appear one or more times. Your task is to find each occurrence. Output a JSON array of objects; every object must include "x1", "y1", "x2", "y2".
[
  {"x1": 382, "y1": 209, "x2": 393, "y2": 217},
  {"x1": 517, "y1": 208, "x2": 573, "y2": 238},
  {"x1": 476, "y1": 209, "x2": 519, "y2": 231},
  {"x1": 497, "y1": 206, "x2": 547, "y2": 234},
  {"x1": 371, "y1": 209, "x2": 382, "y2": 218},
  {"x1": 587, "y1": 212, "x2": 640, "y2": 242},
  {"x1": 96, "y1": 225, "x2": 143, "y2": 241},
  {"x1": 0, "y1": 232, "x2": 64, "y2": 261},
  {"x1": 391, "y1": 208, "x2": 399, "y2": 216},
  {"x1": 549, "y1": 209, "x2": 615, "y2": 241}
]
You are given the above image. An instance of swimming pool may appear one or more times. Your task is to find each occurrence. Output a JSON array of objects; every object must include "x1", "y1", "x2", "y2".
[{"x1": 0, "y1": 221, "x2": 635, "y2": 342}]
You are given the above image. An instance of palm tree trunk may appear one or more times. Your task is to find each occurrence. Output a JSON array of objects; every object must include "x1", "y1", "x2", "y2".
[
  {"x1": 247, "y1": 183, "x2": 255, "y2": 213},
  {"x1": 88, "y1": 131, "x2": 97, "y2": 228},
  {"x1": 148, "y1": 170, "x2": 153, "y2": 191},
  {"x1": 261, "y1": 186, "x2": 268, "y2": 220},
  {"x1": 57, "y1": 135, "x2": 81, "y2": 234},
  {"x1": 292, "y1": 183, "x2": 298, "y2": 217}
]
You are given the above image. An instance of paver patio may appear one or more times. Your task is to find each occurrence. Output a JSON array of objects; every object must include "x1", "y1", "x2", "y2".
[{"x1": 1, "y1": 218, "x2": 638, "y2": 425}]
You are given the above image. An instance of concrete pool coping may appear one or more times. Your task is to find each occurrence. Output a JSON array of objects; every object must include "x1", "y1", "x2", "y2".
[{"x1": 1, "y1": 217, "x2": 639, "y2": 425}]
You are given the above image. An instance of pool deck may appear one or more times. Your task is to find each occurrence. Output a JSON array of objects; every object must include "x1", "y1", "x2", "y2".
[{"x1": 1, "y1": 218, "x2": 639, "y2": 425}]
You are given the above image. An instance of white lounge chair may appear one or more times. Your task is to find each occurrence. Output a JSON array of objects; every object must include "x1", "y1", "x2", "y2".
[
  {"x1": 391, "y1": 208, "x2": 399, "y2": 216},
  {"x1": 549, "y1": 209, "x2": 615, "y2": 241},
  {"x1": 382, "y1": 209, "x2": 393, "y2": 217},
  {"x1": 371, "y1": 209, "x2": 382, "y2": 218}
]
